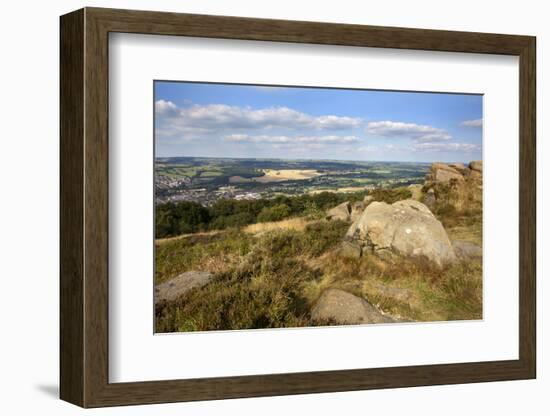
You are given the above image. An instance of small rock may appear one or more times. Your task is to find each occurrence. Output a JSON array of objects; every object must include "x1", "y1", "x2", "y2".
[
  {"x1": 326, "y1": 201, "x2": 351, "y2": 221},
  {"x1": 311, "y1": 289, "x2": 394, "y2": 325},
  {"x1": 339, "y1": 240, "x2": 362, "y2": 259},
  {"x1": 452, "y1": 240, "x2": 483, "y2": 259},
  {"x1": 469, "y1": 160, "x2": 483, "y2": 172},
  {"x1": 423, "y1": 188, "x2": 436, "y2": 207},
  {"x1": 155, "y1": 271, "x2": 214, "y2": 304},
  {"x1": 363, "y1": 195, "x2": 374, "y2": 206}
]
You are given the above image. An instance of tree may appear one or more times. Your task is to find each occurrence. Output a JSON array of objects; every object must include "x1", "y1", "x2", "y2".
[{"x1": 155, "y1": 201, "x2": 210, "y2": 238}]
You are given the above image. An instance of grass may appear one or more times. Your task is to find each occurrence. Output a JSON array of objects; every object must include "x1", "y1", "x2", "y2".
[
  {"x1": 155, "y1": 227, "x2": 331, "y2": 332},
  {"x1": 444, "y1": 211, "x2": 483, "y2": 245},
  {"x1": 426, "y1": 178, "x2": 483, "y2": 246},
  {"x1": 155, "y1": 229, "x2": 254, "y2": 284},
  {"x1": 155, "y1": 179, "x2": 483, "y2": 332},
  {"x1": 155, "y1": 230, "x2": 221, "y2": 245},
  {"x1": 368, "y1": 187, "x2": 413, "y2": 204},
  {"x1": 199, "y1": 170, "x2": 223, "y2": 177},
  {"x1": 157, "y1": 165, "x2": 201, "y2": 178},
  {"x1": 156, "y1": 258, "x2": 315, "y2": 332},
  {"x1": 155, "y1": 209, "x2": 482, "y2": 331},
  {"x1": 243, "y1": 217, "x2": 310, "y2": 234},
  {"x1": 305, "y1": 250, "x2": 482, "y2": 323}
]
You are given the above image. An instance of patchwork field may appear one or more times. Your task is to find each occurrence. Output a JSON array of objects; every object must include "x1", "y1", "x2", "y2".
[
  {"x1": 155, "y1": 157, "x2": 429, "y2": 206},
  {"x1": 253, "y1": 169, "x2": 324, "y2": 183}
]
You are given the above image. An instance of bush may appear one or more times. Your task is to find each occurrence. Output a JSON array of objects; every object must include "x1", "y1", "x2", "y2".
[
  {"x1": 210, "y1": 211, "x2": 257, "y2": 229},
  {"x1": 250, "y1": 219, "x2": 349, "y2": 259},
  {"x1": 368, "y1": 187, "x2": 412, "y2": 204},
  {"x1": 302, "y1": 220, "x2": 350, "y2": 256},
  {"x1": 155, "y1": 202, "x2": 210, "y2": 238},
  {"x1": 257, "y1": 203, "x2": 291, "y2": 223},
  {"x1": 434, "y1": 203, "x2": 457, "y2": 218},
  {"x1": 155, "y1": 189, "x2": 371, "y2": 238}
]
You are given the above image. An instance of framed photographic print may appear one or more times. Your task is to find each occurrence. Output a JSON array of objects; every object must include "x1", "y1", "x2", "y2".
[{"x1": 60, "y1": 7, "x2": 536, "y2": 408}]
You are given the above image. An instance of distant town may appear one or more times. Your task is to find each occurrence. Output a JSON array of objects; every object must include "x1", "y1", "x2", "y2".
[{"x1": 155, "y1": 156, "x2": 430, "y2": 206}]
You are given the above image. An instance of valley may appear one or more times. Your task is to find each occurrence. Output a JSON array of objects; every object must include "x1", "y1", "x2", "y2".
[{"x1": 155, "y1": 157, "x2": 430, "y2": 205}]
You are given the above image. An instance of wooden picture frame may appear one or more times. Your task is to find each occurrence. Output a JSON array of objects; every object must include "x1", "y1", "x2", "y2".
[{"x1": 60, "y1": 7, "x2": 536, "y2": 408}]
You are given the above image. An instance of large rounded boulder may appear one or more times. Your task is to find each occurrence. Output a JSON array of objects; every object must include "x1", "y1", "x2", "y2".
[{"x1": 345, "y1": 199, "x2": 457, "y2": 268}]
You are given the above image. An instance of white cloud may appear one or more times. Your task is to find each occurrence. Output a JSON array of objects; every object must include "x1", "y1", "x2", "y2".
[
  {"x1": 366, "y1": 120, "x2": 452, "y2": 142},
  {"x1": 461, "y1": 118, "x2": 483, "y2": 128},
  {"x1": 411, "y1": 142, "x2": 481, "y2": 153},
  {"x1": 156, "y1": 101, "x2": 362, "y2": 132},
  {"x1": 316, "y1": 115, "x2": 362, "y2": 130},
  {"x1": 224, "y1": 134, "x2": 360, "y2": 144},
  {"x1": 155, "y1": 99, "x2": 178, "y2": 116}
]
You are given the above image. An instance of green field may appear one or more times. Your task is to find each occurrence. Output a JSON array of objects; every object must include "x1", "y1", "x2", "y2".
[{"x1": 155, "y1": 157, "x2": 430, "y2": 204}]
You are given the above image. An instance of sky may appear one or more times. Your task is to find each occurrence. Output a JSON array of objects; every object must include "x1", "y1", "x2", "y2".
[{"x1": 154, "y1": 81, "x2": 482, "y2": 163}]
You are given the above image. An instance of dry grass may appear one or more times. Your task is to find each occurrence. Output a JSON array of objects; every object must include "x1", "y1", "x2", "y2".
[
  {"x1": 243, "y1": 217, "x2": 310, "y2": 234},
  {"x1": 423, "y1": 178, "x2": 483, "y2": 246},
  {"x1": 336, "y1": 186, "x2": 367, "y2": 193},
  {"x1": 155, "y1": 229, "x2": 221, "y2": 246},
  {"x1": 155, "y1": 230, "x2": 254, "y2": 284},
  {"x1": 446, "y1": 219, "x2": 483, "y2": 246},
  {"x1": 253, "y1": 169, "x2": 323, "y2": 183},
  {"x1": 303, "y1": 248, "x2": 482, "y2": 323}
]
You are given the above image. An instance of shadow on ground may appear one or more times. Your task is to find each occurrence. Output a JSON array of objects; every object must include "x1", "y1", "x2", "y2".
[{"x1": 35, "y1": 384, "x2": 58, "y2": 399}]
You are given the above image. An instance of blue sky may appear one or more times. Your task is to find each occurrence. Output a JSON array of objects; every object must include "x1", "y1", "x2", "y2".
[{"x1": 155, "y1": 81, "x2": 482, "y2": 163}]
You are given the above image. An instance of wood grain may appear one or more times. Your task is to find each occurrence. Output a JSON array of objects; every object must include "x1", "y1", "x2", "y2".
[
  {"x1": 59, "y1": 8, "x2": 84, "y2": 406},
  {"x1": 60, "y1": 7, "x2": 537, "y2": 408}
]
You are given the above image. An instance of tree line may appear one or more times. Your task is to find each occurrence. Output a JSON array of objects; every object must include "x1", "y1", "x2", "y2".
[{"x1": 155, "y1": 191, "x2": 368, "y2": 238}]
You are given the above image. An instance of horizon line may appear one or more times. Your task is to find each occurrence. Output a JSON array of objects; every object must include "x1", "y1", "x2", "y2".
[{"x1": 154, "y1": 155, "x2": 480, "y2": 164}]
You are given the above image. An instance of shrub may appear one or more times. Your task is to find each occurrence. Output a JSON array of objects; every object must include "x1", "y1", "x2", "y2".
[
  {"x1": 155, "y1": 230, "x2": 254, "y2": 284},
  {"x1": 435, "y1": 260, "x2": 483, "y2": 320},
  {"x1": 155, "y1": 255, "x2": 316, "y2": 332},
  {"x1": 302, "y1": 220, "x2": 350, "y2": 256},
  {"x1": 368, "y1": 187, "x2": 412, "y2": 204},
  {"x1": 434, "y1": 203, "x2": 457, "y2": 218},
  {"x1": 257, "y1": 203, "x2": 291, "y2": 223},
  {"x1": 155, "y1": 201, "x2": 210, "y2": 238},
  {"x1": 210, "y1": 211, "x2": 257, "y2": 229},
  {"x1": 250, "y1": 219, "x2": 349, "y2": 259},
  {"x1": 155, "y1": 189, "x2": 372, "y2": 238}
]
